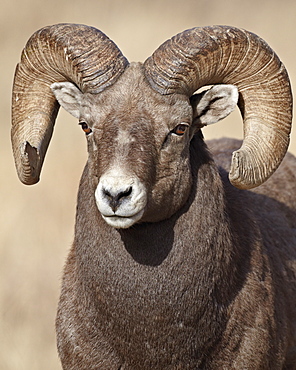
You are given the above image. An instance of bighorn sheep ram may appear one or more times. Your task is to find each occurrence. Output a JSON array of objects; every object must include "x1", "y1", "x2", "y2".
[{"x1": 12, "y1": 24, "x2": 296, "y2": 369}]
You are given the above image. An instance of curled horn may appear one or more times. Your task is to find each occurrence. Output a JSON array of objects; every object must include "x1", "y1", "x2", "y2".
[
  {"x1": 144, "y1": 26, "x2": 293, "y2": 189},
  {"x1": 12, "y1": 23, "x2": 129, "y2": 185}
]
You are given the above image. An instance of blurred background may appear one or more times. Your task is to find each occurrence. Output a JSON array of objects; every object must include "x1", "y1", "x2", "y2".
[{"x1": 1, "y1": 0, "x2": 295, "y2": 368}]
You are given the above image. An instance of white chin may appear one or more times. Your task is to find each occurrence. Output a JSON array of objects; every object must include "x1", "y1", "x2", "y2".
[{"x1": 101, "y1": 209, "x2": 144, "y2": 229}]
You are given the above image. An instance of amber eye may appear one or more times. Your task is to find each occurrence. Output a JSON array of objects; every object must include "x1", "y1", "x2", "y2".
[
  {"x1": 79, "y1": 122, "x2": 92, "y2": 135},
  {"x1": 172, "y1": 123, "x2": 189, "y2": 136}
]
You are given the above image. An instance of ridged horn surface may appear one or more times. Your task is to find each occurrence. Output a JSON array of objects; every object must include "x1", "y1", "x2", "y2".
[
  {"x1": 144, "y1": 26, "x2": 292, "y2": 189},
  {"x1": 12, "y1": 23, "x2": 129, "y2": 185}
]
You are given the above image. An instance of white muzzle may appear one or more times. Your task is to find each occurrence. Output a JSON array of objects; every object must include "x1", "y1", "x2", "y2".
[{"x1": 95, "y1": 168, "x2": 147, "y2": 228}]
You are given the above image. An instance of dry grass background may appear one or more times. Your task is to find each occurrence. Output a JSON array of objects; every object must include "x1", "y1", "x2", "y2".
[{"x1": 1, "y1": 0, "x2": 295, "y2": 368}]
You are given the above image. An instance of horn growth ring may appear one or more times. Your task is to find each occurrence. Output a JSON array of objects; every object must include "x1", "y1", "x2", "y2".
[{"x1": 144, "y1": 26, "x2": 292, "y2": 189}]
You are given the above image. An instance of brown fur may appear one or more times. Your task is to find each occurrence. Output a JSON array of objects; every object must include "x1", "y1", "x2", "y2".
[{"x1": 56, "y1": 127, "x2": 296, "y2": 368}]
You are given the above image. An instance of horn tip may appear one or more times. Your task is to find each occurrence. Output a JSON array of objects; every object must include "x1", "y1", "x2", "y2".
[
  {"x1": 17, "y1": 141, "x2": 41, "y2": 185},
  {"x1": 229, "y1": 150, "x2": 260, "y2": 190}
]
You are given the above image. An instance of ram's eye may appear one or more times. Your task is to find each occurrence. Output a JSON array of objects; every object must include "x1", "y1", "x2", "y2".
[
  {"x1": 79, "y1": 122, "x2": 92, "y2": 135},
  {"x1": 171, "y1": 123, "x2": 189, "y2": 136}
]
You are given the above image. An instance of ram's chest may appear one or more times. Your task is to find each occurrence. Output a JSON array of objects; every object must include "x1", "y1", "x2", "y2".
[
  {"x1": 81, "y1": 231, "x2": 222, "y2": 363},
  {"x1": 95, "y1": 256, "x2": 198, "y2": 325}
]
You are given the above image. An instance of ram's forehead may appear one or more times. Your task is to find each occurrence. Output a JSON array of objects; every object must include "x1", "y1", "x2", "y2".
[{"x1": 88, "y1": 62, "x2": 192, "y2": 129}]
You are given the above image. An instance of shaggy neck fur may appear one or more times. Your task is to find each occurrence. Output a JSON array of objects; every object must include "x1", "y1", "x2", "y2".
[{"x1": 57, "y1": 134, "x2": 269, "y2": 368}]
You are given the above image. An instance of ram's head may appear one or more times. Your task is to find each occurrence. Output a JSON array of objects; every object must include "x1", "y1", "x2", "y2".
[{"x1": 11, "y1": 24, "x2": 292, "y2": 228}]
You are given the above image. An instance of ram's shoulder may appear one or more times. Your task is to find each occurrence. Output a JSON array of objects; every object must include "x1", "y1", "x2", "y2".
[
  {"x1": 208, "y1": 137, "x2": 296, "y2": 219},
  {"x1": 253, "y1": 151, "x2": 296, "y2": 213}
]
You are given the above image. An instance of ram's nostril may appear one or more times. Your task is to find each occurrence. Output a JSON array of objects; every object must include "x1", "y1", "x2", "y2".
[
  {"x1": 103, "y1": 186, "x2": 133, "y2": 213},
  {"x1": 119, "y1": 186, "x2": 132, "y2": 199},
  {"x1": 103, "y1": 189, "x2": 112, "y2": 199}
]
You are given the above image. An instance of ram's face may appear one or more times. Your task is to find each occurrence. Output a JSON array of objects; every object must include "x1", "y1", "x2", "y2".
[
  {"x1": 52, "y1": 64, "x2": 193, "y2": 228},
  {"x1": 52, "y1": 63, "x2": 238, "y2": 228},
  {"x1": 91, "y1": 92, "x2": 194, "y2": 228}
]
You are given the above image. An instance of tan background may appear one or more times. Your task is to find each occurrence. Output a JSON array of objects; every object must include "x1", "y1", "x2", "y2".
[{"x1": 1, "y1": 0, "x2": 295, "y2": 369}]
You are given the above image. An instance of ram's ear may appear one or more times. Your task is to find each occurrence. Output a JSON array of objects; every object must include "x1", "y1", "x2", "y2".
[
  {"x1": 191, "y1": 84, "x2": 238, "y2": 126},
  {"x1": 51, "y1": 82, "x2": 83, "y2": 119}
]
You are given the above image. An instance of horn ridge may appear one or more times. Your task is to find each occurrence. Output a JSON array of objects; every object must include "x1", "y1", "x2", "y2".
[
  {"x1": 144, "y1": 25, "x2": 292, "y2": 189},
  {"x1": 12, "y1": 23, "x2": 128, "y2": 185}
]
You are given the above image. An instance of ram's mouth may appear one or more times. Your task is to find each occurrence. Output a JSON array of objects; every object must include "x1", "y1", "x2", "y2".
[{"x1": 101, "y1": 209, "x2": 145, "y2": 229}]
